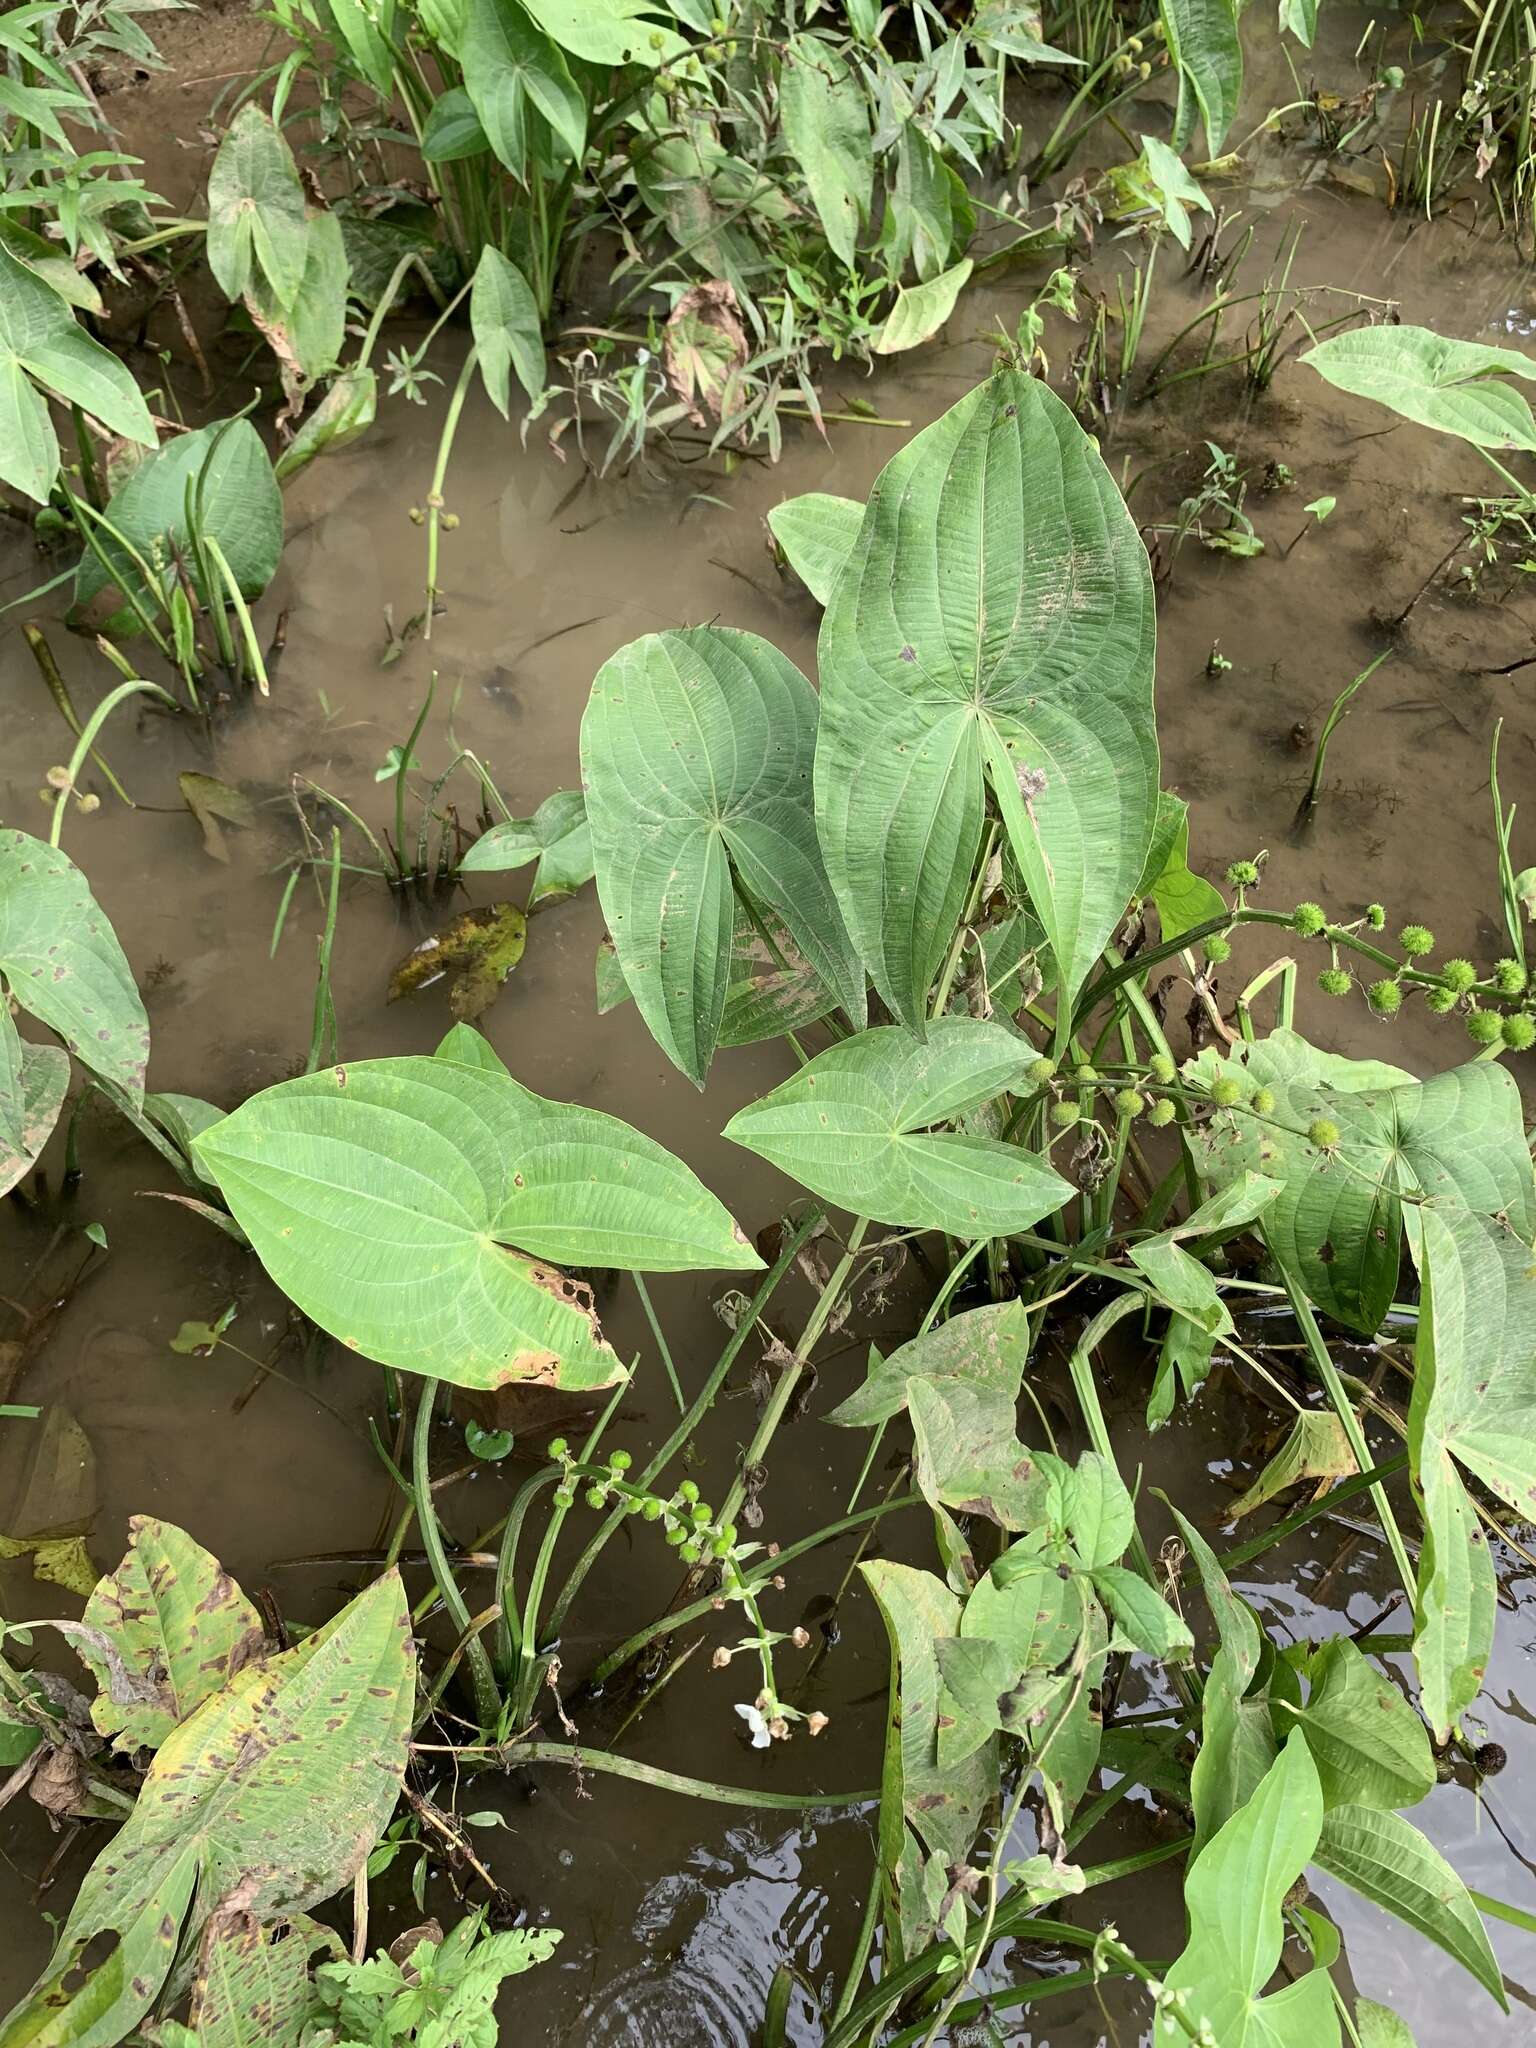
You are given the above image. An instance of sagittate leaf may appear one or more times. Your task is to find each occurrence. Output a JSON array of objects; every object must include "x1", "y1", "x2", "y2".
[
  {"x1": 1356, "y1": 2003, "x2": 1416, "y2": 2048},
  {"x1": 0, "y1": 242, "x2": 155, "y2": 503},
  {"x1": 766, "y1": 491, "x2": 861, "y2": 606},
  {"x1": 25, "y1": 1574, "x2": 413, "y2": 2045},
  {"x1": 78, "y1": 1516, "x2": 265, "y2": 1753},
  {"x1": 179, "y1": 772, "x2": 254, "y2": 864},
  {"x1": 581, "y1": 625, "x2": 864, "y2": 1085},
  {"x1": 908, "y1": 1378, "x2": 1051, "y2": 1529},
  {"x1": 1288, "y1": 1635, "x2": 1434, "y2": 1811},
  {"x1": 1136, "y1": 791, "x2": 1226, "y2": 939},
  {"x1": 387, "y1": 903, "x2": 527, "y2": 1022},
  {"x1": 205, "y1": 103, "x2": 308, "y2": 308},
  {"x1": 1303, "y1": 325, "x2": 1536, "y2": 452},
  {"x1": 1156, "y1": 1730, "x2": 1338, "y2": 2046},
  {"x1": 1161, "y1": 0, "x2": 1243, "y2": 156},
  {"x1": 459, "y1": 790, "x2": 592, "y2": 908},
  {"x1": 1405, "y1": 1200, "x2": 1536, "y2": 1734},
  {"x1": 0, "y1": 1039, "x2": 68, "y2": 1198},
  {"x1": 461, "y1": 0, "x2": 586, "y2": 176},
  {"x1": 779, "y1": 34, "x2": 872, "y2": 268},
  {"x1": 1185, "y1": 1032, "x2": 1535, "y2": 1334},
  {"x1": 1227, "y1": 1409, "x2": 1355, "y2": 1519},
  {"x1": 815, "y1": 370, "x2": 1157, "y2": 1028},
  {"x1": 826, "y1": 1298, "x2": 1030, "y2": 1428},
  {"x1": 723, "y1": 1018, "x2": 1071, "y2": 1235},
  {"x1": 1314, "y1": 1806, "x2": 1506, "y2": 2008},
  {"x1": 273, "y1": 365, "x2": 377, "y2": 483},
  {"x1": 75, "y1": 418, "x2": 284, "y2": 613},
  {"x1": 193, "y1": 1056, "x2": 758, "y2": 1391},
  {"x1": 873, "y1": 259, "x2": 974, "y2": 356},
  {"x1": 470, "y1": 246, "x2": 546, "y2": 418},
  {"x1": 0, "y1": 829, "x2": 149, "y2": 1110}
]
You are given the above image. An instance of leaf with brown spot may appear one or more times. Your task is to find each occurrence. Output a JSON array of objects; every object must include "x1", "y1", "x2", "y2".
[
  {"x1": 387, "y1": 903, "x2": 527, "y2": 1023},
  {"x1": 78, "y1": 1517, "x2": 266, "y2": 1754},
  {"x1": 0, "y1": 829, "x2": 150, "y2": 1112},
  {"x1": 178, "y1": 773, "x2": 255, "y2": 865},
  {"x1": 0, "y1": 1037, "x2": 65, "y2": 1200},
  {"x1": 0, "y1": 1848, "x2": 197, "y2": 2044},
  {"x1": 191, "y1": 1908, "x2": 341, "y2": 2048},
  {"x1": 663, "y1": 280, "x2": 748, "y2": 427}
]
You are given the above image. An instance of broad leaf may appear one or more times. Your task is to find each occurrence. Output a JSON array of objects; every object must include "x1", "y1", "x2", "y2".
[
  {"x1": 0, "y1": 1039, "x2": 68, "y2": 1198},
  {"x1": 1288, "y1": 1636, "x2": 1434, "y2": 1811},
  {"x1": 459, "y1": 790, "x2": 592, "y2": 907},
  {"x1": 79, "y1": 1516, "x2": 265, "y2": 1753},
  {"x1": 461, "y1": 0, "x2": 585, "y2": 175},
  {"x1": 193, "y1": 1057, "x2": 758, "y2": 1390},
  {"x1": 767, "y1": 491, "x2": 861, "y2": 605},
  {"x1": 421, "y1": 85, "x2": 490, "y2": 161},
  {"x1": 908, "y1": 1378, "x2": 1050, "y2": 1529},
  {"x1": 0, "y1": 829, "x2": 149, "y2": 1109},
  {"x1": 1162, "y1": 0, "x2": 1243, "y2": 156},
  {"x1": 33, "y1": 1575, "x2": 412, "y2": 2043},
  {"x1": 1137, "y1": 792, "x2": 1226, "y2": 938},
  {"x1": 815, "y1": 370, "x2": 1157, "y2": 1026},
  {"x1": 205, "y1": 104, "x2": 308, "y2": 308},
  {"x1": 779, "y1": 34, "x2": 872, "y2": 268},
  {"x1": 1092, "y1": 1564, "x2": 1193, "y2": 1659},
  {"x1": 1186, "y1": 1033, "x2": 1535, "y2": 1333},
  {"x1": 522, "y1": 0, "x2": 686, "y2": 64},
  {"x1": 826, "y1": 1299, "x2": 1030, "y2": 1428},
  {"x1": 1356, "y1": 2003, "x2": 1416, "y2": 2048},
  {"x1": 273, "y1": 365, "x2": 377, "y2": 482},
  {"x1": 1303, "y1": 325, "x2": 1536, "y2": 452},
  {"x1": 872, "y1": 259, "x2": 974, "y2": 356},
  {"x1": 248, "y1": 212, "x2": 351, "y2": 403},
  {"x1": 723, "y1": 1018, "x2": 1070, "y2": 1234},
  {"x1": 470, "y1": 247, "x2": 546, "y2": 417},
  {"x1": 75, "y1": 418, "x2": 284, "y2": 612},
  {"x1": 190, "y1": 1914, "x2": 340, "y2": 2048},
  {"x1": 1228, "y1": 1410, "x2": 1355, "y2": 1519},
  {"x1": 581, "y1": 625, "x2": 864, "y2": 1084},
  {"x1": 1156, "y1": 1730, "x2": 1338, "y2": 2046},
  {"x1": 1314, "y1": 1806, "x2": 1505, "y2": 2007},
  {"x1": 0, "y1": 243, "x2": 154, "y2": 502},
  {"x1": 1405, "y1": 1200, "x2": 1536, "y2": 1733},
  {"x1": 0, "y1": 1854, "x2": 198, "y2": 2048},
  {"x1": 328, "y1": 0, "x2": 397, "y2": 91},
  {"x1": 1128, "y1": 1172, "x2": 1283, "y2": 1333},
  {"x1": 434, "y1": 1021, "x2": 509, "y2": 1074}
]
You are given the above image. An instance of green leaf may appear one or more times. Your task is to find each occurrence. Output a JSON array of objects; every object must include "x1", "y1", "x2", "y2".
[
  {"x1": 387, "y1": 902, "x2": 528, "y2": 1022},
  {"x1": 273, "y1": 365, "x2": 377, "y2": 482},
  {"x1": 75, "y1": 418, "x2": 284, "y2": 613},
  {"x1": 1092, "y1": 1564, "x2": 1194, "y2": 1659},
  {"x1": 766, "y1": 491, "x2": 861, "y2": 606},
  {"x1": 1161, "y1": 0, "x2": 1243, "y2": 156},
  {"x1": 77, "y1": 1515, "x2": 265, "y2": 1753},
  {"x1": 0, "y1": 829, "x2": 149, "y2": 1109},
  {"x1": 908, "y1": 1378, "x2": 1051, "y2": 1530},
  {"x1": 887, "y1": 126, "x2": 975, "y2": 281},
  {"x1": 462, "y1": 0, "x2": 586, "y2": 175},
  {"x1": 193, "y1": 1056, "x2": 757, "y2": 1391},
  {"x1": 421, "y1": 84, "x2": 490, "y2": 161},
  {"x1": 190, "y1": 1914, "x2": 340, "y2": 2048},
  {"x1": 719, "y1": 910, "x2": 841, "y2": 1045},
  {"x1": 523, "y1": 0, "x2": 684, "y2": 63},
  {"x1": 1184, "y1": 1032, "x2": 1535, "y2": 1334},
  {"x1": 248, "y1": 211, "x2": 351, "y2": 397},
  {"x1": 0, "y1": 1853, "x2": 198, "y2": 2048},
  {"x1": 1148, "y1": 1310, "x2": 1216, "y2": 1427},
  {"x1": 470, "y1": 247, "x2": 546, "y2": 417},
  {"x1": 1156, "y1": 1730, "x2": 1338, "y2": 2046},
  {"x1": 0, "y1": 1040, "x2": 68, "y2": 1199},
  {"x1": 1356, "y1": 1999, "x2": 1417, "y2": 2048},
  {"x1": 1404, "y1": 1200, "x2": 1536, "y2": 1734},
  {"x1": 328, "y1": 0, "x2": 398, "y2": 93},
  {"x1": 1227, "y1": 1410, "x2": 1355, "y2": 1519},
  {"x1": 0, "y1": 244, "x2": 154, "y2": 502},
  {"x1": 1303, "y1": 325, "x2": 1536, "y2": 452},
  {"x1": 872, "y1": 259, "x2": 974, "y2": 356},
  {"x1": 205, "y1": 103, "x2": 308, "y2": 308},
  {"x1": 36, "y1": 1575, "x2": 412, "y2": 2043},
  {"x1": 723, "y1": 1018, "x2": 1070, "y2": 1234},
  {"x1": 1137, "y1": 792, "x2": 1226, "y2": 938},
  {"x1": 1065, "y1": 1449, "x2": 1135, "y2": 1568},
  {"x1": 1314, "y1": 1806, "x2": 1506, "y2": 2008},
  {"x1": 779, "y1": 34, "x2": 872, "y2": 268},
  {"x1": 1129, "y1": 1173, "x2": 1283, "y2": 1332},
  {"x1": 826, "y1": 1300, "x2": 1031, "y2": 1428},
  {"x1": 1279, "y1": 0, "x2": 1319, "y2": 43},
  {"x1": 581, "y1": 625, "x2": 864, "y2": 1084},
  {"x1": 815, "y1": 370, "x2": 1157, "y2": 1027},
  {"x1": 1288, "y1": 1636, "x2": 1434, "y2": 1811},
  {"x1": 434, "y1": 1022, "x2": 509, "y2": 1074},
  {"x1": 460, "y1": 791, "x2": 591, "y2": 908}
]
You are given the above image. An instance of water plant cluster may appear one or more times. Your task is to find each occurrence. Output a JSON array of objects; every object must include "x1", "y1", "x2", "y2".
[{"x1": 4, "y1": 1, "x2": 1536, "y2": 2045}]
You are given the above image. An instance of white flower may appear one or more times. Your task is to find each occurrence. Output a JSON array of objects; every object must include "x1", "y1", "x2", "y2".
[{"x1": 734, "y1": 1701, "x2": 771, "y2": 1748}]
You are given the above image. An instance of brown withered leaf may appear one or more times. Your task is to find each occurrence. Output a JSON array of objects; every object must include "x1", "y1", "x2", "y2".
[
  {"x1": 663, "y1": 280, "x2": 748, "y2": 427},
  {"x1": 179, "y1": 772, "x2": 255, "y2": 863},
  {"x1": 387, "y1": 904, "x2": 527, "y2": 1021}
]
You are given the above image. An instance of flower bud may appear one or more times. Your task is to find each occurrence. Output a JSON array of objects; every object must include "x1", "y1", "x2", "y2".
[
  {"x1": 1211, "y1": 1076, "x2": 1242, "y2": 1108},
  {"x1": 1365, "y1": 903, "x2": 1386, "y2": 930},
  {"x1": 1398, "y1": 925, "x2": 1433, "y2": 959},
  {"x1": 1467, "y1": 1009, "x2": 1504, "y2": 1046},
  {"x1": 1204, "y1": 936, "x2": 1231, "y2": 965},
  {"x1": 1251, "y1": 1086, "x2": 1276, "y2": 1116},
  {"x1": 1367, "y1": 978, "x2": 1402, "y2": 1016},
  {"x1": 1292, "y1": 903, "x2": 1326, "y2": 937},
  {"x1": 1494, "y1": 957, "x2": 1528, "y2": 996},
  {"x1": 1148, "y1": 1052, "x2": 1176, "y2": 1084},
  {"x1": 1318, "y1": 967, "x2": 1351, "y2": 997},
  {"x1": 1225, "y1": 859, "x2": 1259, "y2": 887},
  {"x1": 1049, "y1": 1098, "x2": 1081, "y2": 1129},
  {"x1": 1502, "y1": 1013, "x2": 1535, "y2": 1051},
  {"x1": 1442, "y1": 959, "x2": 1476, "y2": 994},
  {"x1": 1028, "y1": 1056, "x2": 1057, "y2": 1084}
]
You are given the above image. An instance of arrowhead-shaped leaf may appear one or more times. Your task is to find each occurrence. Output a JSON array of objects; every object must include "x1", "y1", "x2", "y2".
[
  {"x1": 1287, "y1": 1635, "x2": 1435, "y2": 1811},
  {"x1": 1314, "y1": 1805, "x2": 1505, "y2": 2007},
  {"x1": 1303, "y1": 325, "x2": 1536, "y2": 451},
  {"x1": 193, "y1": 1056, "x2": 758, "y2": 1390},
  {"x1": 205, "y1": 103, "x2": 308, "y2": 308},
  {"x1": 459, "y1": 789, "x2": 591, "y2": 907},
  {"x1": 825, "y1": 1298, "x2": 1031, "y2": 1428},
  {"x1": 723, "y1": 1018, "x2": 1070, "y2": 1233},
  {"x1": 779, "y1": 34, "x2": 872, "y2": 267},
  {"x1": 581, "y1": 625, "x2": 864, "y2": 1084},
  {"x1": 815, "y1": 370, "x2": 1157, "y2": 1026}
]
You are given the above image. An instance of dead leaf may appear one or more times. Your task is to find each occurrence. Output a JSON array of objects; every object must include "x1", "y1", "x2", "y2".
[
  {"x1": 0, "y1": 1534, "x2": 97, "y2": 1597},
  {"x1": 179, "y1": 772, "x2": 255, "y2": 863},
  {"x1": 387, "y1": 904, "x2": 527, "y2": 1022},
  {"x1": 663, "y1": 280, "x2": 748, "y2": 427},
  {"x1": 0, "y1": 1404, "x2": 96, "y2": 1543}
]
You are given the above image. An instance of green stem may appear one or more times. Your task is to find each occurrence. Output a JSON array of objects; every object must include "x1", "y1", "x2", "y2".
[
  {"x1": 413, "y1": 1384, "x2": 503, "y2": 1734},
  {"x1": 458, "y1": 1740, "x2": 876, "y2": 1809},
  {"x1": 633, "y1": 1273, "x2": 685, "y2": 1414},
  {"x1": 47, "y1": 679, "x2": 178, "y2": 850},
  {"x1": 423, "y1": 349, "x2": 478, "y2": 640}
]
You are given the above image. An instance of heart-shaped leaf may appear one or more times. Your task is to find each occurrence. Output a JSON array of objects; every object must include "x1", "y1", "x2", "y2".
[
  {"x1": 766, "y1": 491, "x2": 860, "y2": 605},
  {"x1": 193, "y1": 1057, "x2": 758, "y2": 1390},
  {"x1": 826, "y1": 1299, "x2": 1030, "y2": 1428},
  {"x1": 459, "y1": 790, "x2": 592, "y2": 907},
  {"x1": 724, "y1": 1018, "x2": 1069, "y2": 1234},
  {"x1": 815, "y1": 370, "x2": 1157, "y2": 1027},
  {"x1": 1162, "y1": 0, "x2": 1243, "y2": 157},
  {"x1": 470, "y1": 246, "x2": 546, "y2": 417},
  {"x1": 205, "y1": 103, "x2": 308, "y2": 308},
  {"x1": 461, "y1": 0, "x2": 585, "y2": 176},
  {"x1": 1288, "y1": 1636, "x2": 1435, "y2": 1811},
  {"x1": 581, "y1": 624, "x2": 864, "y2": 1084},
  {"x1": 1304, "y1": 325, "x2": 1536, "y2": 451}
]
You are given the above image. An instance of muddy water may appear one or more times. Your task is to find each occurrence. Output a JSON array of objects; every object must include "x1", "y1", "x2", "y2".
[{"x1": 6, "y1": 49, "x2": 1536, "y2": 2042}]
